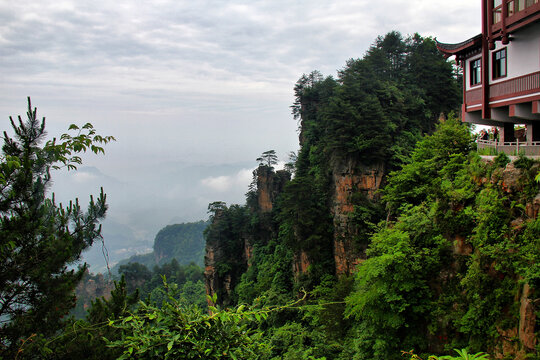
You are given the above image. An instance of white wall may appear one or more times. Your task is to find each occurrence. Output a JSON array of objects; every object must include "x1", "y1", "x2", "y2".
[{"x1": 490, "y1": 21, "x2": 540, "y2": 84}]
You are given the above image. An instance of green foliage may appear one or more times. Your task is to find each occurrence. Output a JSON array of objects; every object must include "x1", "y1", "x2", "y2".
[
  {"x1": 153, "y1": 221, "x2": 208, "y2": 266},
  {"x1": 0, "y1": 98, "x2": 114, "y2": 356},
  {"x1": 114, "y1": 221, "x2": 208, "y2": 272},
  {"x1": 347, "y1": 117, "x2": 539, "y2": 359},
  {"x1": 442, "y1": 348, "x2": 490, "y2": 360},
  {"x1": 203, "y1": 31, "x2": 466, "y2": 359},
  {"x1": 19, "y1": 274, "x2": 138, "y2": 359},
  {"x1": 382, "y1": 116, "x2": 474, "y2": 214},
  {"x1": 116, "y1": 259, "x2": 207, "y2": 310},
  {"x1": 257, "y1": 150, "x2": 279, "y2": 168},
  {"x1": 403, "y1": 349, "x2": 490, "y2": 360},
  {"x1": 346, "y1": 206, "x2": 452, "y2": 360},
  {"x1": 118, "y1": 262, "x2": 152, "y2": 294},
  {"x1": 107, "y1": 280, "x2": 279, "y2": 359}
]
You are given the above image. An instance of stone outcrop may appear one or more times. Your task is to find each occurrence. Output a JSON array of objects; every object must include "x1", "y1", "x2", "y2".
[
  {"x1": 75, "y1": 272, "x2": 115, "y2": 311},
  {"x1": 203, "y1": 208, "x2": 239, "y2": 307},
  {"x1": 331, "y1": 156, "x2": 385, "y2": 275},
  {"x1": 519, "y1": 284, "x2": 536, "y2": 352},
  {"x1": 257, "y1": 167, "x2": 291, "y2": 213},
  {"x1": 292, "y1": 250, "x2": 310, "y2": 278},
  {"x1": 486, "y1": 160, "x2": 539, "y2": 359},
  {"x1": 204, "y1": 166, "x2": 290, "y2": 306}
]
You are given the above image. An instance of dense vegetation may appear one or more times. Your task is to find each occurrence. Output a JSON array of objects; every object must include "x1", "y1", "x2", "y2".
[
  {"x1": 74, "y1": 220, "x2": 208, "y2": 319},
  {"x1": 0, "y1": 99, "x2": 115, "y2": 357},
  {"x1": 118, "y1": 259, "x2": 206, "y2": 309},
  {"x1": 200, "y1": 31, "x2": 539, "y2": 360},
  {"x1": 1, "y1": 31, "x2": 538, "y2": 359},
  {"x1": 113, "y1": 220, "x2": 208, "y2": 271}
]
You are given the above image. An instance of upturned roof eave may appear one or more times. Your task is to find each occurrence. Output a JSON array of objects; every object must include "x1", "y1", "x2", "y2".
[{"x1": 436, "y1": 34, "x2": 482, "y2": 58}]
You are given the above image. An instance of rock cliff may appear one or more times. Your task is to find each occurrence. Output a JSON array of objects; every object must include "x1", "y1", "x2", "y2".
[
  {"x1": 204, "y1": 166, "x2": 290, "y2": 306},
  {"x1": 331, "y1": 155, "x2": 385, "y2": 275}
]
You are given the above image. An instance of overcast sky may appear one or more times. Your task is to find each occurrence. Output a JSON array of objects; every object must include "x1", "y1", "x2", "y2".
[{"x1": 0, "y1": 0, "x2": 481, "y2": 271}]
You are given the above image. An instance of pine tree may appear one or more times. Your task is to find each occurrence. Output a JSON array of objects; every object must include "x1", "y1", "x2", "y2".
[{"x1": 0, "y1": 98, "x2": 114, "y2": 355}]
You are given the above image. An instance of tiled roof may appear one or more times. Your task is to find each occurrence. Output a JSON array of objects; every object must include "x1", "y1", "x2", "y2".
[{"x1": 436, "y1": 34, "x2": 482, "y2": 57}]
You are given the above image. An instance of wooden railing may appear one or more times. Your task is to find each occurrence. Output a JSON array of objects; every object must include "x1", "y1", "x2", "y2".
[
  {"x1": 490, "y1": 71, "x2": 540, "y2": 100},
  {"x1": 465, "y1": 87, "x2": 482, "y2": 105},
  {"x1": 477, "y1": 139, "x2": 540, "y2": 156},
  {"x1": 465, "y1": 72, "x2": 540, "y2": 107}
]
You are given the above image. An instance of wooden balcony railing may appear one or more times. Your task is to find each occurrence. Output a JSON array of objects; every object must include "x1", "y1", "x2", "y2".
[
  {"x1": 465, "y1": 71, "x2": 540, "y2": 107},
  {"x1": 490, "y1": 71, "x2": 540, "y2": 100},
  {"x1": 465, "y1": 87, "x2": 482, "y2": 106}
]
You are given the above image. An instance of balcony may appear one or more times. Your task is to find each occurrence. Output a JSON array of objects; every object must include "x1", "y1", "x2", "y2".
[
  {"x1": 492, "y1": 0, "x2": 540, "y2": 36},
  {"x1": 477, "y1": 138, "x2": 540, "y2": 155},
  {"x1": 465, "y1": 71, "x2": 540, "y2": 108}
]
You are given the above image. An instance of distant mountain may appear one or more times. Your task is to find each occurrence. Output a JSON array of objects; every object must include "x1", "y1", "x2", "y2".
[{"x1": 113, "y1": 220, "x2": 208, "y2": 272}]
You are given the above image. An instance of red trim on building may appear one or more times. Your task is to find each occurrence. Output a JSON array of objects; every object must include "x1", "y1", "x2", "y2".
[
  {"x1": 438, "y1": 0, "x2": 540, "y2": 123},
  {"x1": 482, "y1": 0, "x2": 491, "y2": 119},
  {"x1": 531, "y1": 100, "x2": 540, "y2": 113},
  {"x1": 466, "y1": 88, "x2": 483, "y2": 106},
  {"x1": 489, "y1": 71, "x2": 540, "y2": 100},
  {"x1": 492, "y1": 3, "x2": 540, "y2": 37},
  {"x1": 489, "y1": 93, "x2": 540, "y2": 108},
  {"x1": 509, "y1": 104, "x2": 517, "y2": 116}
]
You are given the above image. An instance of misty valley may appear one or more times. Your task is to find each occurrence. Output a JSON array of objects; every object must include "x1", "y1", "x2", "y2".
[{"x1": 1, "y1": 30, "x2": 539, "y2": 360}]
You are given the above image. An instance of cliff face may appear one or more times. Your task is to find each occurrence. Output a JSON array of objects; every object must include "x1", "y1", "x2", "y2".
[
  {"x1": 491, "y1": 162, "x2": 538, "y2": 358},
  {"x1": 257, "y1": 168, "x2": 290, "y2": 213},
  {"x1": 73, "y1": 272, "x2": 115, "y2": 317},
  {"x1": 204, "y1": 166, "x2": 290, "y2": 306},
  {"x1": 331, "y1": 156, "x2": 385, "y2": 275}
]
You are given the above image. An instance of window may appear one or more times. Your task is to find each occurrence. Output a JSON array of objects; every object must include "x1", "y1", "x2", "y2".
[
  {"x1": 470, "y1": 58, "x2": 482, "y2": 86},
  {"x1": 508, "y1": 1, "x2": 515, "y2": 16},
  {"x1": 508, "y1": 0, "x2": 535, "y2": 15},
  {"x1": 492, "y1": 48, "x2": 507, "y2": 79},
  {"x1": 493, "y1": 0, "x2": 503, "y2": 23}
]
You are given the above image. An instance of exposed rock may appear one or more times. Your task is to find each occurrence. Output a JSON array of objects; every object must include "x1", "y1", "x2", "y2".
[
  {"x1": 75, "y1": 272, "x2": 115, "y2": 311},
  {"x1": 292, "y1": 250, "x2": 310, "y2": 278},
  {"x1": 204, "y1": 247, "x2": 217, "y2": 306},
  {"x1": 453, "y1": 235, "x2": 472, "y2": 255},
  {"x1": 519, "y1": 284, "x2": 536, "y2": 351},
  {"x1": 499, "y1": 163, "x2": 522, "y2": 193},
  {"x1": 257, "y1": 167, "x2": 291, "y2": 213},
  {"x1": 204, "y1": 166, "x2": 290, "y2": 306},
  {"x1": 493, "y1": 284, "x2": 537, "y2": 359},
  {"x1": 495, "y1": 326, "x2": 519, "y2": 359},
  {"x1": 244, "y1": 238, "x2": 253, "y2": 267},
  {"x1": 331, "y1": 156, "x2": 385, "y2": 275},
  {"x1": 526, "y1": 193, "x2": 540, "y2": 218}
]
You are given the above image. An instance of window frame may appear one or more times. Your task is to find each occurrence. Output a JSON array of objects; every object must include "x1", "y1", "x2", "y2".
[
  {"x1": 493, "y1": 0, "x2": 503, "y2": 23},
  {"x1": 492, "y1": 48, "x2": 507, "y2": 80},
  {"x1": 470, "y1": 58, "x2": 482, "y2": 87}
]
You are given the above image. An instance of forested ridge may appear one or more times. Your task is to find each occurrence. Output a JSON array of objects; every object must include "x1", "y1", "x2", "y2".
[
  {"x1": 0, "y1": 31, "x2": 538, "y2": 359},
  {"x1": 203, "y1": 31, "x2": 539, "y2": 359}
]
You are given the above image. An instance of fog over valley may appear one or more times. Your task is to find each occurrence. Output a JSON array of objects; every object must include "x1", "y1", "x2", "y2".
[{"x1": 0, "y1": 0, "x2": 480, "y2": 271}]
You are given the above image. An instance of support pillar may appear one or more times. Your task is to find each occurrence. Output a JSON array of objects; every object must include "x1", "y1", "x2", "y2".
[
  {"x1": 532, "y1": 122, "x2": 540, "y2": 142},
  {"x1": 526, "y1": 125, "x2": 534, "y2": 144},
  {"x1": 502, "y1": 123, "x2": 515, "y2": 143}
]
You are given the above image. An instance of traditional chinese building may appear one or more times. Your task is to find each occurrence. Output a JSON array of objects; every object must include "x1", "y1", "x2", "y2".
[{"x1": 437, "y1": 0, "x2": 540, "y2": 155}]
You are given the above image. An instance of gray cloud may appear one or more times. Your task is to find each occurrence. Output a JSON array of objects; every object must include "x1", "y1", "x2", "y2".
[{"x1": 0, "y1": 0, "x2": 480, "y2": 271}]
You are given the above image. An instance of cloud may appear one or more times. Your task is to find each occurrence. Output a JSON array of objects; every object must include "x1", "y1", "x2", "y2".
[
  {"x1": 0, "y1": 0, "x2": 482, "y2": 271},
  {"x1": 201, "y1": 168, "x2": 254, "y2": 193},
  {"x1": 71, "y1": 171, "x2": 98, "y2": 183}
]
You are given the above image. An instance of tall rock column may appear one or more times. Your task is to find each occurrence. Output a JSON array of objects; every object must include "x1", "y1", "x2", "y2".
[{"x1": 331, "y1": 157, "x2": 385, "y2": 275}]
